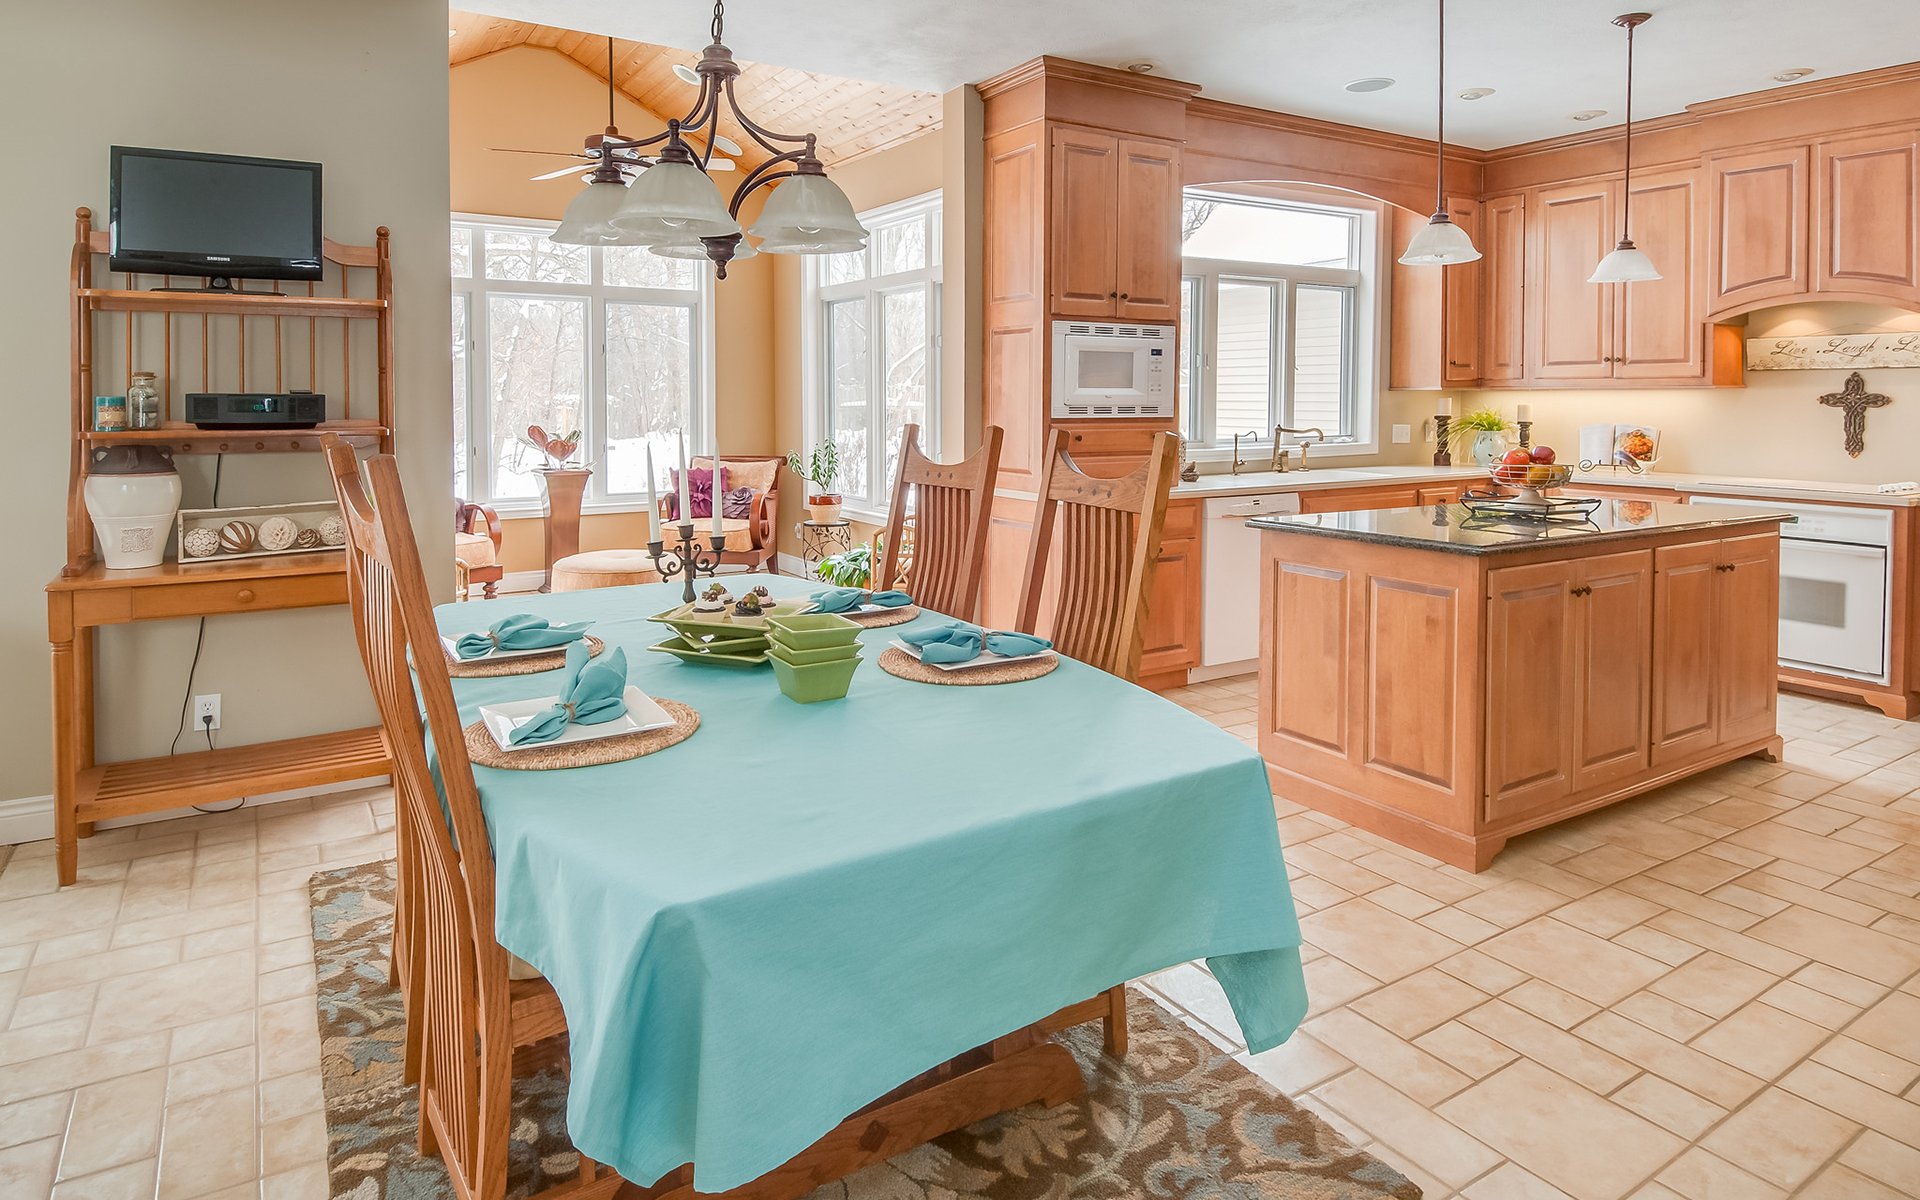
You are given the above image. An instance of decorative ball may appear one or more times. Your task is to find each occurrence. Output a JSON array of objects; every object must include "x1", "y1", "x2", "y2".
[
  {"x1": 293, "y1": 528, "x2": 323, "y2": 550},
  {"x1": 217, "y1": 520, "x2": 257, "y2": 554},
  {"x1": 182, "y1": 527, "x2": 220, "y2": 558},
  {"x1": 257, "y1": 516, "x2": 298, "y2": 552},
  {"x1": 317, "y1": 514, "x2": 346, "y2": 546}
]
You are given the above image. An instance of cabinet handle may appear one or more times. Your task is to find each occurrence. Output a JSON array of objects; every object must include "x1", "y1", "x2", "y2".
[{"x1": 1120, "y1": 292, "x2": 1129, "y2": 300}]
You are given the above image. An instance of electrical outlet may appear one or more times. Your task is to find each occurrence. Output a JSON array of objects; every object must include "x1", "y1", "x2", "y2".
[
  {"x1": 193, "y1": 694, "x2": 221, "y2": 731},
  {"x1": 1391, "y1": 423, "x2": 1412, "y2": 444}
]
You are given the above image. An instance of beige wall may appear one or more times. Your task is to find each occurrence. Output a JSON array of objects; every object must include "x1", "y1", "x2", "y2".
[
  {"x1": 0, "y1": 0, "x2": 451, "y2": 805},
  {"x1": 451, "y1": 47, "x2": 778, "y2": 572}
]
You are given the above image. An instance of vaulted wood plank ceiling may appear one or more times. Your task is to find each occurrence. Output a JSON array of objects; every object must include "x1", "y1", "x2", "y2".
[{"x1": 448, "y1": 10, "x2": 943, "y2": 168}]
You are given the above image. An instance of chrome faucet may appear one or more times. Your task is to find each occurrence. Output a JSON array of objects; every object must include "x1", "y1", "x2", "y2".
[
  {"x1": 1275, "y1": 425, "x2": 1326, "y2": 472},
  {"x1": 1230, "y1": 430, "x2": 1262, "y2": 475}
]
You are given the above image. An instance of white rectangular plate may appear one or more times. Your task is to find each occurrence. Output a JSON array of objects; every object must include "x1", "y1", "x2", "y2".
[
  {"x1": 442, "y1": 633, "x2": 587, "y2": 662},
  {"x1": 479, "y1": 685, "x2": 673, "y2": 752},
  {"x1": 888, "y1": 638, "x2": 1057, "y2": 673}
]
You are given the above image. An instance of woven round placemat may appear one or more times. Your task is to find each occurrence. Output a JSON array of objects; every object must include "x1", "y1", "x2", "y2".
[
  {"x1": 446, "y1": 636, "x2": 604, "y2": 678},
  {"x1": 462, "y1": 698, "x2": 699, "y2": 770},
  {"x1": 877, "y1": 645, "x2": 1059, "y2": 686},
  {"x1": 844, "y1": 604, "x2": 921, "y2": 629}
]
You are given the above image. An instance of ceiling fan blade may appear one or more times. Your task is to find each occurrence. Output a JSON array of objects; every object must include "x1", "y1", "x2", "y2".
[
  {"x1": 707, "y1": 157, "x2": 737, "y2": 172},
  {"x1": 710, "y1": 133, "x2": 744, "y2": 156},
  {"x1": 529, "y1": 164, "x2": 592, "y2": 182}
]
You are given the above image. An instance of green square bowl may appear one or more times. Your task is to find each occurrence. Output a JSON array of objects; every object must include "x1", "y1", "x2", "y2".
[
  {"x1": 767, "y1": 639, "x2": 862, "y2": 667},
  {"x1": 647, "y1": 635, "x2": 769, "y2": 668},
  {"x1": 764, "y1": 612, "x2": 863, "y2": 651},
  {"x1": 768, "y1": 652, "x2": 862, "y2": 703}
]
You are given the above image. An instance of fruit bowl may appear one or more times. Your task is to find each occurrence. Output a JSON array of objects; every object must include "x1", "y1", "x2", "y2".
[{"x1": 1488, "y1": 460, "x2": 1574, "y2": 505}]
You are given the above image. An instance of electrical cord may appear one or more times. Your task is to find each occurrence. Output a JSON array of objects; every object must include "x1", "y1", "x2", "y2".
[{"x1": 163, "y1": 453, "x2": 245, "y2": 814}]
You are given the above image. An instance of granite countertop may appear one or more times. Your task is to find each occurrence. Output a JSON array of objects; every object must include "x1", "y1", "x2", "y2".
[
  {"x1": 1169, "y1": 463, "x2": 1920, "y2": 507},
  {"x1": 1170, "y1": 465, "x2": 1489, "y2": 499},
  {"x1": 1249, "y1": 500, "x2": 1793, "y2": 555}
]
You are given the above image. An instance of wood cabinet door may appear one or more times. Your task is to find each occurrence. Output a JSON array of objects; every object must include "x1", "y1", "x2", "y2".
[
  {"x1": 1049, "y1": 127, "x2": 1119, "y2": 318},
  {"x1": 1114, "y1": 137, "x2": 1182, "y2": 323},
  {"x1": 1815, "y1": 129, "x2": 1920, "y2": 303},
  {"x1": 1532, "y1": 182, "x2": 1617, "y2": 379},
  {"x1": 1481, "y1": 194, "x2": 1527, "y2": 383},
  {"x1": 1444, "y1": 197, "x2": 1483, "y2": 383},
  {"x1": 1572, "y1": 550, "x2": 1654, "y2": 790},
  {"x1": 1138, "y1": 534, "x2": 1201, "y2": 678},
  {"x1": 1485, "y1": 560, "x2": 1579, "y2": 822},
  {"x1": 1716, "y1": 533, "x2": 1781, "y2": 747},
  {"x1": 1651, "y1": 541, "x2": 1722, "y2": 766},
  {"x1": 1707, "y1": 146, "x2": 1809, "y2": 315},
  {"x1": 1297, "y1": 484, "x2": 1424, "y2": 514},
  {"x1": 1616, "y1": 170, "x2": 1704, "y2": 381}
]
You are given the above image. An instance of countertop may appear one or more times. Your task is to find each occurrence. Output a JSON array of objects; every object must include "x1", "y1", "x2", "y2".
[
  {"x1": 1170, "y1": 463, "x2": 1920, "y2": 507},
  {"x1": 1249, "y1": 500, "x2": 1793, "y2": 556}
]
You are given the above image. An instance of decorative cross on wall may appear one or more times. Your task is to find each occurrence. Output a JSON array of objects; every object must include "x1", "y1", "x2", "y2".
[{"x1": 1817, "y1": 371, "x2": 1892, "y2": 459}]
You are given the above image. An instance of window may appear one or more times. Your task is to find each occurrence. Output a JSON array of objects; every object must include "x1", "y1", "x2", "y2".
[
  {"x1": 450, "y1": 215, "x2": 713, "y2": 510},
  {"x1": 805, "y1": 192, "x2": 941, "y2": 515},
  {"x1": 1179, "y1": 190, "x2": 1381, "y2": 454}
]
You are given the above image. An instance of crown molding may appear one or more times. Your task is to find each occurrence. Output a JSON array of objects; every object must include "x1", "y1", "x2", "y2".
[
  {"x1": 1187, "y1": 96, "x2": 1490, "y2": 164},
  {"x1": 976, "y1": 55, "x2": 1201, "y2": 104}
]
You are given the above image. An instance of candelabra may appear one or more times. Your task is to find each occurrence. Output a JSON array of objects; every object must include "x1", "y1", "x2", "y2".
[
  {"x1": 1516, "y1": 419, "x2": 1534, "y2": 451},
  {"x1": 1433, "y1": 415, "x2": 1453, "y2": 467},
  {"x1": 648, "y1": 523, "x2": 726, "y2": 603}
]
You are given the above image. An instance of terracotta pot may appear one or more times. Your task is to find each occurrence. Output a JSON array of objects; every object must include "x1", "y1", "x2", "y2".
[{"x1": 807, "y1": 497, "x2": 843, "y2": 525}]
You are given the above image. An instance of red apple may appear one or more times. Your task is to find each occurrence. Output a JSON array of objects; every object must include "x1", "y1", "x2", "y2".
[
  {"x1": 1530, "y1": 445, "x2": 1557, "y2": 464},
  {"x1": 1502, "y1": 448, "x2": 1533, "y2": 466}
]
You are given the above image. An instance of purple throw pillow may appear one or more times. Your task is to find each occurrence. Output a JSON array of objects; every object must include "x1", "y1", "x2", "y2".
[
  {"x1": 665, "y1": 466, "x2": 727, "y2": 519},
  {"x1": 720, "y1": 486, "x2": 755, "y2": 519}
]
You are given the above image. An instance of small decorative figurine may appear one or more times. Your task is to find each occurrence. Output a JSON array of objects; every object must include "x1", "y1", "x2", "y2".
[
  {"x1": 293, "y1": 528, "x2": 324, "y2": 550},
  {"x1": 217, "y1": 520, "x2": 257, "y2": 554},
  {"x1": 317, "y1": 514, "x2": 347, "y2": 546},
  {"x1": 257, "y1": 515, "x2": 298, "y2": 552},
  {"x1": 1817, "y1": 371, "x2": 1891, "y2": 459},
  {"x1": 182, "y1": 527, "x2": 220, "y2": 558}
]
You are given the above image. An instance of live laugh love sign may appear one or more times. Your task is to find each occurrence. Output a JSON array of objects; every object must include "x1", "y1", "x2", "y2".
[{"x1": 1747, "y1": 332, "x2": 1920, "y2": 370}]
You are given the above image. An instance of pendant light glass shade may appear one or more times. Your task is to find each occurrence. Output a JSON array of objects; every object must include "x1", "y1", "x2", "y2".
[
  {"x1": 747, "y1": 174, "x2": 869, "y2": 247},
  {"x1": 610, "y1": 160, "x2": 741, "y2": 241},
  {"x1": 1398, "y1": 214, "x2": 1482, "y2": 265},
  {"x1": 551, "y1": 175, "x2": 637, "y2": 245},
  {"x1": 1589, "y1": 239, "x2": 1661, "y2": 282}
]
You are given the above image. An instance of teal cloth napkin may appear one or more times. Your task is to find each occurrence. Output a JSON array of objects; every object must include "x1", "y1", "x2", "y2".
[
  {"x1": 809, "y1": 588, "x2": 914, "y2": 613},
  {"x1": 506, "y1": 641, "x2": 629, "y2": 745},
  {"x1": 899, "y1": 621, "x2": 1053, "y2": 664},
  {"x1": 455, "y1": 613, "x2": 593, "y2": 660}
]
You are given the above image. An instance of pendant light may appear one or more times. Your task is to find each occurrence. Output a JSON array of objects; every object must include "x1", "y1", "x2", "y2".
[
  {"x1": 1589, "y1": 13, "x2": 1661, "y2": 283},
  {"x1": 1399, "y1": 0, "x2": 1481, "y2": 266},
  {"x1": 552, "y1": 39, "x2": 646, "y2": 247}
]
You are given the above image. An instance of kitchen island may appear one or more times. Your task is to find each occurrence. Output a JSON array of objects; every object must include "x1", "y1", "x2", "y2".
[{"x1": 1253, "y1": 501, "x2": 1791, "y2": 871}]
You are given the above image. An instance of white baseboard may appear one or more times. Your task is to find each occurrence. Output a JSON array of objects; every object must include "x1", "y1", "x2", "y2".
[
  {"x1": 777, "y1": 552, "x2": 811, "y2": 578},
  {"x1": 1189, "y1": 660, "x2": 1257, "y2": 683},
  {"x1": 0, "y1": 774, "x2": 390, "y2": 847}
]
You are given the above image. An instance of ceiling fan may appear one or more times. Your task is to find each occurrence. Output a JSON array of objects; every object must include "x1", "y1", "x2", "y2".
[{"x1": 488, "y1": 37, "x2": 741, "y2": 182}]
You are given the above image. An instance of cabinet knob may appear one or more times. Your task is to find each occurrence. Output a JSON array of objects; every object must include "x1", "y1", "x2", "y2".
[
  {"x1": 1120, "y1": 292, "x2": 1129, "y2": 300},
  {"x1": 1108, "y1": 291, "x2": 1118, "y2": 299},
  {"x1": 236, "y1": 588, "x2": 256, "y2": 603}
]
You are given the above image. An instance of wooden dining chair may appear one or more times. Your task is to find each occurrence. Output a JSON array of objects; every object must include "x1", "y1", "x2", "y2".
[
  {"x1": 876, "y1": 424, "x2": 1003, "y2": 621},
  {"x1": 1016, "y1": 429, "x2": 1181, "y2": 683},
  {"x1": 320, "y1": 436, "x2": 621, "y2": 1200}
]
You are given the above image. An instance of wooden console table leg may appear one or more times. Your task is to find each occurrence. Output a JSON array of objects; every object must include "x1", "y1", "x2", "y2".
[
  {"x1": 48, "y1": 600, "x2": 87, "y2": 886},
  {"x1": 538, "y1": 467, "x2": 591, "y2": 594}
]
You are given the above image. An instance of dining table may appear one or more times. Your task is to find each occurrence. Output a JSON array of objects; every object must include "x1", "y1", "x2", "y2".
[{"x1": 433, "y1": 574, "x2": 1308, "y2": 1192}]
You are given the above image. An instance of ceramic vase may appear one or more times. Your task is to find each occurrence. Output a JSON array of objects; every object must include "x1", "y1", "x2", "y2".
[
  {"x1": 1469, "y1": 430, "x2": 1511, "y2": 467},
  {"x1": 83, "y1": 446, "x2": 181, "y2": 569}
]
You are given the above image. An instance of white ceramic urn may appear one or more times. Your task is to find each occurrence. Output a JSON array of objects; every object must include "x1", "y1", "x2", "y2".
[{"x1": 83, "y1": 446, "x2": 182, "y2": 569}]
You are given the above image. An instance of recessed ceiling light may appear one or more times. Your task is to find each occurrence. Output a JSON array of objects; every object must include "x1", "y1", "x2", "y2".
[
  {"x1": 1345, "y1": 76, "x2": 1395, "y2": 93},
  {"x1": 1458, "y1": 87, "x2": 1495, "y2": 101},
  {"x1": 1570, "y1": 109, "x2": 1608, "y2": 122},
  {"x1": 1122, "y1": 61, "x2": 1157, "y2": 74},
  {"x1": 672, "y1": 63, "x2": 700, "y2": 85},
  {"x1": 1773, "y1": 67, "x2": 1815, "y2": 82}
]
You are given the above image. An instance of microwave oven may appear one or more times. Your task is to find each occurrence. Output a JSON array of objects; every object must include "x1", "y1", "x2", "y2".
[{"x1": 1050, "y1": 320, "x2": 1174, "y2": 419}]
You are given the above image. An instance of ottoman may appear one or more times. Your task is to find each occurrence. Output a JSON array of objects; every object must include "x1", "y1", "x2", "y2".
[{"x1": 549, "y1": 549, "x2": 664, "y2": 592}]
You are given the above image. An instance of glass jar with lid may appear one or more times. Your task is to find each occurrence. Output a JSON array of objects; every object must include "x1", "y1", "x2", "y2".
[{"x1": 127, "y1": 372, "x2": 162, "y2": 430}]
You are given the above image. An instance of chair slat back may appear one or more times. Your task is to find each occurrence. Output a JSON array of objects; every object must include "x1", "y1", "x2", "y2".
[
  {"x1": 321, "y1": 436, "x2": 512, "y2": 1198},
  {"x1": 878, "y1": 424, "x2": 1002, "y2": 621},
  {"x1": 1014, "y1": 431, "x2": 1179, "y2": 681}
]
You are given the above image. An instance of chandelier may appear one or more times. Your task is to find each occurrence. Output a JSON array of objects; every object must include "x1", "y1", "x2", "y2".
[{"x1": 550, "y1": 0, "x2": 868, "y2": 276}]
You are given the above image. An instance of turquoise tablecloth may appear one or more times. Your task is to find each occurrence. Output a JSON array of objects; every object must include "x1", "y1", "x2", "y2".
[{"x1": 435, "y1": 576, "x2": 1307, "y2": 1191}]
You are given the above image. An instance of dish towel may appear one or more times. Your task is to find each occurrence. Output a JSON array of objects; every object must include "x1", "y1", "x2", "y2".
[
  {"x1": 898, "y1": 621, "x2": 1053, "y2": 665},
  {"x1": 808, "y1": 588, "x2": 914, "y2": 613},
  {"x1": 455, "y1": 613, "x2": 593, "y2": 660},
  {"x1": 507, "y1": 642, "x2": 629, "y2": 745}
]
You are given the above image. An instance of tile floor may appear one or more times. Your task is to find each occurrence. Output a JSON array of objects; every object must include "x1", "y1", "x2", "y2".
[{"x1": 0, "y1": 682, "x2": 1916, "y2": 1199}]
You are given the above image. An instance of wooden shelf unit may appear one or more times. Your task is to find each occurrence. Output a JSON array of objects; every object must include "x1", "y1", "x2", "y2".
[{"x1": 47, "y1": 208, "x2": 396, "y2": 885}]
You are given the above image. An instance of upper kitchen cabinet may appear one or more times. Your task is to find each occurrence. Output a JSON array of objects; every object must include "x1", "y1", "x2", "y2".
[
  {"x1": 1616, "y1": 169, "x2": 1705, "y2": 381},
  {"x1": 1049, "y1": 126, "x2": 1182, "y2": 323},
  {"x1": 1388, "y1": 196, "x2": 1483, "y2": 390},
  {"x1": 1706, "y1": 145, "x2": 1810, "y2": 315},
  {"x1": 1531, "y1": 180, "x2": 1616, "y2": 381},
  {"x1": 1814, "y1": 127, "x2": 1920, "y2": 304},
  {"x1": 1480, "y1": 193, "x2": 1527, "y2": 383}
]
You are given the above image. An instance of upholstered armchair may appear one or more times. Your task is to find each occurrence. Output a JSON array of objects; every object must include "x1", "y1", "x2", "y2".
[
  {"x1": 657, "y1": 455, "x2": 782, "y2": 574},
  {"x1": 454, "y1": 498, "x2": 502, "y2": 600}
]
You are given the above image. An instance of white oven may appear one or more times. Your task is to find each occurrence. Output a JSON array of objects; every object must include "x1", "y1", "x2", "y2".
[
  {"x1": 1050, "y1": 320, "x2": 1174, "y2": 419},
  {"x1": 1693, "y1": 498, "x2": 1893, "y2": 682}
]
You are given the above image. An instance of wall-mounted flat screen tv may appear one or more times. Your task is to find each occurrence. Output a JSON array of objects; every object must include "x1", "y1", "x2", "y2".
[{"x1": 110, "y1": 146, "x2": 323, "y2": 282}]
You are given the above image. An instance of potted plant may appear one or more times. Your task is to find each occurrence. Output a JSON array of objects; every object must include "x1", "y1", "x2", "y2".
[
  {"x1": 816, "y1": 544, "x2": 873, "y2": 588},
  {"x1": 1447, "y1": 408, "x2": 1514, "y2": 467},
  {"x1": 787, "y1": 440, "x2": 844, "y2": 524}
]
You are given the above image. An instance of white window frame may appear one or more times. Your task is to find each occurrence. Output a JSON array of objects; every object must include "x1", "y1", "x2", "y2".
[
  {"x1": 1180, "y1": 189, "x2": 1386, "y2": 460},
  {"x1": 801, "y1": 190, "x2": 943, "y2": 522},
  {"x1": 451, "y1": 213, "x2": 716, "y2": 517}
]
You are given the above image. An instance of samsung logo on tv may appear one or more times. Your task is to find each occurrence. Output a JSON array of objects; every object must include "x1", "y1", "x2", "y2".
[{"x1": 206, "y1": 255, "x2": 232, "y2": 262}]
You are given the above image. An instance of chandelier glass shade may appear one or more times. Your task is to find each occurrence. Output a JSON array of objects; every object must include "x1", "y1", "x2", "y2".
[
  {"x1": 748, "y1": 173, "x2": 869, "y2": 246},
  {"x1": 553, "y1": 174, "x2": 637, "y2": 245},
  {"x1": 611, "y1": 159, "x2": 741, "y2": 240}
]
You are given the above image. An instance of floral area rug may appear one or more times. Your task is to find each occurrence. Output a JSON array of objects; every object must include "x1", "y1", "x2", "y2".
[{"x1": 312, "y1": 861, "x2": 1419, "y2": 1200}]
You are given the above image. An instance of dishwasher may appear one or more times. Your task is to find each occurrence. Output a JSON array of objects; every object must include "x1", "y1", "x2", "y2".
[{"x1": 1201, "y1": 493, "x2": 1302, "y2": 668}]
